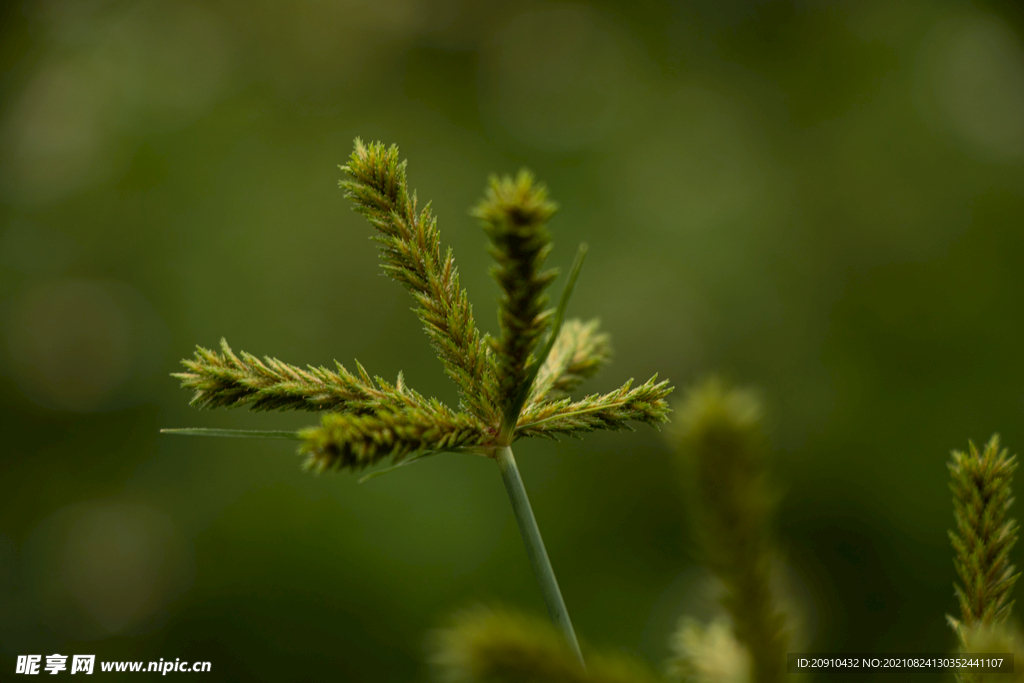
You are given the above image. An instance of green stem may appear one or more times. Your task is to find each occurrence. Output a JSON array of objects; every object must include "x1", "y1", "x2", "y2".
[{"x1": 495, "y1": 445, "x2": 585, "y2": 668}]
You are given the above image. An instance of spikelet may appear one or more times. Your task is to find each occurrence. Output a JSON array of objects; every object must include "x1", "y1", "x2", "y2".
[
  {"x1": 299, "y1": 406, "x2": 488, "y2": 474},
  {"x1": 340, "y1": 139, "x2": 499, "y2": 424},
  {"x1": 948, "y1": 435, "x2": 1020, "y2": 641},
  {"x1": 473, "y1": 170, "x2": 558, "y2": 426}
]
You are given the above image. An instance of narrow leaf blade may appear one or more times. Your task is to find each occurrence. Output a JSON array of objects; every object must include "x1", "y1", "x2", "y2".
[{"x1": 160, "y1": 428, "x2": 301, "y2": 439}]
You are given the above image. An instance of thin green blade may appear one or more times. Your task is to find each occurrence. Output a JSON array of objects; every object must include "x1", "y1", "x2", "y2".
[{"x1": 160, "y1": 428, "x2": 301, "y2": 439}]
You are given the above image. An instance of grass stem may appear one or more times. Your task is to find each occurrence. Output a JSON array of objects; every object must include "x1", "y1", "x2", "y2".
[{"x1": 495, "y1": 445, "x2": 585, "y2": 669}]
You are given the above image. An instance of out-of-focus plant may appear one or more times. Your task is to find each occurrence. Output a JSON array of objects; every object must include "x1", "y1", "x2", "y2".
[
  {"x1": 430, "y1": 607, "x2": 666, "y2": 683},
  {"x1": 669, "y1": 378, "x2": 789, "y2": 683},
  {"x1": 666, "y1": 617, "x2": 751, "y2": 683},
  {"x1": 164, "y1": 139, "x2": 673, "y2": 667},
  {"x1": 955, "y1": 624, "x2": 1024, "y2": 683}
]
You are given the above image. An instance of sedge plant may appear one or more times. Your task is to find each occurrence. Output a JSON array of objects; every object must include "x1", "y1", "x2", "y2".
[{"x1": 164, "y1": 139, "x2": 673, "y2": 666}]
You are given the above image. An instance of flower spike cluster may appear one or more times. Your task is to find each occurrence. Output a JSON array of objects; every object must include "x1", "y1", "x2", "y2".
[{"x1": 173, "y1": 139, "x2": 672, "y2": 474}]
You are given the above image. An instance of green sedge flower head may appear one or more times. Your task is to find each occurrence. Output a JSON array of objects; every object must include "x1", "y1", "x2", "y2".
[{"x1": 171, "y1": 139, "x2": 672, "y2": 474}]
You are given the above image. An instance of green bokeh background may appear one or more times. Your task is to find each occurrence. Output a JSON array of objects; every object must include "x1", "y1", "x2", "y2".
[{"x1": 2, "y1": 0, "x2": 1023, "y2": 679}]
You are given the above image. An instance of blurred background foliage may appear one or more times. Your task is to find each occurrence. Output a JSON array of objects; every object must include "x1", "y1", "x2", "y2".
[{"x1": 1, "y1": 0, "x2": 1023, "y2": 679}]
